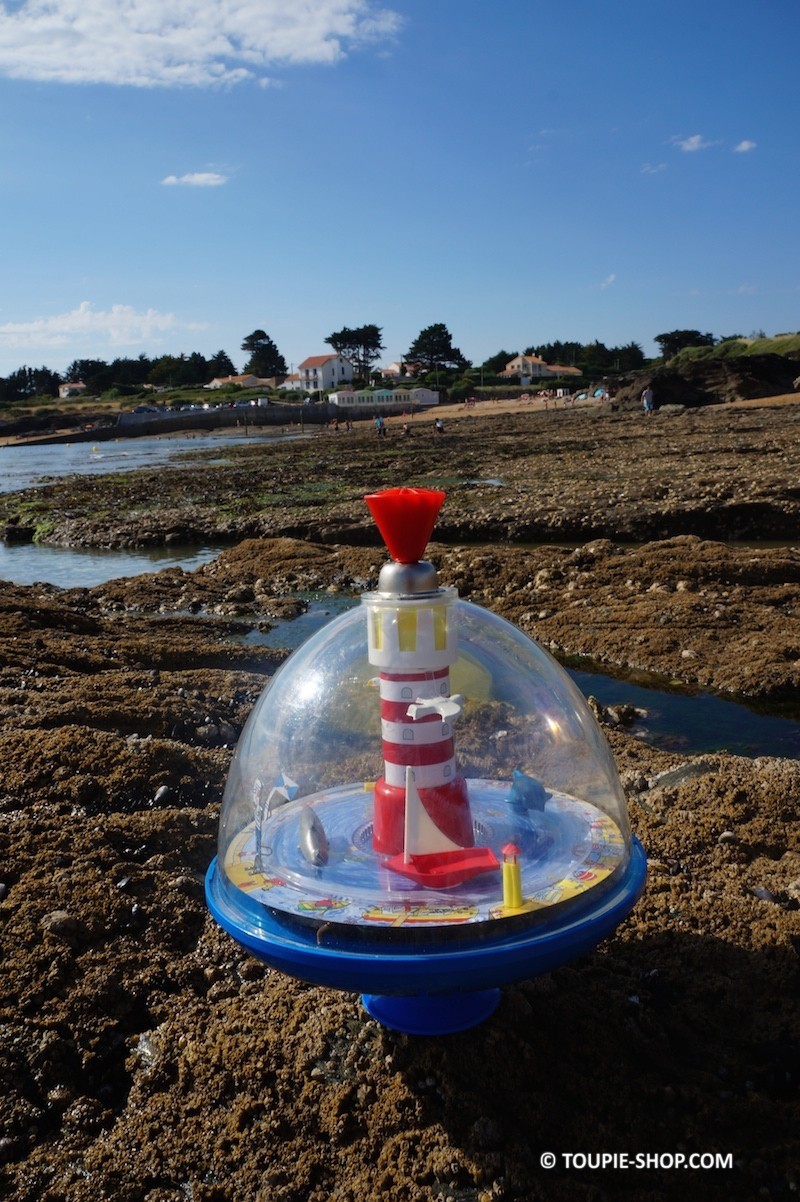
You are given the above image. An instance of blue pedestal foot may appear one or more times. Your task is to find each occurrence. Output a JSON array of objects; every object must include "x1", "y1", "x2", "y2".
[{"x1": 361, "y1": 988, "x2": 501, "y2": 1035}]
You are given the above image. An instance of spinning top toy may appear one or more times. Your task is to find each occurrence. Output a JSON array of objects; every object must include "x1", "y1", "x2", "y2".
[{"x1": 206, "y1": 487, "x2": 646, "y2": 1034}]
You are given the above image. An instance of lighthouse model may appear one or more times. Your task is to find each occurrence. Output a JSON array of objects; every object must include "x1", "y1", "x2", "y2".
[{"x1": 363, "y1": 488, "x2": 498, "y2": 887}]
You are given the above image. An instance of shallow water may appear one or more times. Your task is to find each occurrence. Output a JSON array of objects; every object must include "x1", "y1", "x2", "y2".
[
  {"x1": 568, "y1": 667, "x2": 800, "y2": 759},
  {"x1": 3, "y1": 535, "x2": 799, "y2": 758},
  {"x1": 0, "y1": 428, "x2": 295, "y2": 495},
  {"x1": 234, "y1": 598, "x2": 800, "y2": 761},
  {"x1": 0, "y1": 541, "x2": 222, "y2": 588}
]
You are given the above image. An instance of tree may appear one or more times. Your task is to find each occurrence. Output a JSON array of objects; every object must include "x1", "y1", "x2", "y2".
[
  {"x1": 65, "y1": 358, "x2": 112, "y2": 392},
  {"x1": 615, "y1": 341, "x2": 646, "y2": 372},
  {"x1": 654, "y1": 330, "x2": 715, "y2": 360},
  {"x1": 406, "y1": 323, "x2": 469, "y2": 373},
  {"x1": 107, "y1": 355, "x2": 153, "y2": 389},
  {"x1": 148, "y1": 354, "x2": 187, "y2": 388},
  {"x1": 241, "y1": 330, "x2": 287, "y2": 378},
  {"x1": 528, "y1": 341, "x2": 583, "y2": 366},
  {"x1": 578, "y1": 341, "x2": 615, "y2": 372},
  {"x1": 186, "y1": 352, "x2": 211, "y2": 383},
  {"x1": 0, "y1": 365, "x2": 60, "y2": 400},
  {"x1": 325, "y1": 324, "x2": 384, "y2": 379},
  {"x1": 208, "y1": 349, "x2": 236, "y2": 378},
  {"x1": 147, "y1": 353, "x2": 210, "y2": 388},
  {"x1": 481, "y1": 349, "x2": 517, "y2": 375}
]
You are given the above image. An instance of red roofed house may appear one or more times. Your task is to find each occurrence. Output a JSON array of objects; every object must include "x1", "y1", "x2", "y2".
[
  {"x1": 58, "y1": 381, "x2": 88, "y2": 399},
  {"x1": 500, "y1": 354, "x2": 552, "y2": 381},
  {"x1": 297, "y1": 354, "x2": 353, "y2": 392},
  {"x1": 500, "y1": 354, "x2": 583, "y2": 385},
  {"x1": 206, "y1": 373, "x2": 265, "y2": 390}
]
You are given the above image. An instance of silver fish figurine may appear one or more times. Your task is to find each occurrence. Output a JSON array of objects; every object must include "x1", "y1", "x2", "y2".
[{"x1": 299, "y1": 806, "x2": 329, "y2": 867}]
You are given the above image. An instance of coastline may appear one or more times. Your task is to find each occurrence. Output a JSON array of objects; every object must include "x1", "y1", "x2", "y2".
[{"x1": 2, "y1": 388, "x2": 797, "y2": 450}]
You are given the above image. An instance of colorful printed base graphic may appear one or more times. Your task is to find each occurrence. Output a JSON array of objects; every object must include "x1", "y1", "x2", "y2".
[{"x1": 223, "y1": 780, "x2": 626, "y2": 928}]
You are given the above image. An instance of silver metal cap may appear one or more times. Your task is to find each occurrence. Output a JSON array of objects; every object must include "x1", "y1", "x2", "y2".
[{"x1": 377, "y1": 559, "x2": 439, "y2": 597}]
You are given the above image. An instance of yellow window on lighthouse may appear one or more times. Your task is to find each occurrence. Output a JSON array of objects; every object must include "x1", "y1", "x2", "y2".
[
  {"x1": 397, "y1": 608, "x2": 418, "y2": 652},
  {"x1": 433, "y1": 607, "x2": 448, "y2": 652}
]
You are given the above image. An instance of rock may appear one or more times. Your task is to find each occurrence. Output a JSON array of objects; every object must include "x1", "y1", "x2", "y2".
[
  {"x1": 613, "y1": 353, "x2": 800, "y2": 409},
  {"x1": 650, "y1": 759, "x2": 715, "y2": 791},
  {"x1": 470, "y1": 1116, "x2": 503, "y2": 1150},
  {"x1": 194, "y1": 722, "x2": 220, "y2": 747},
  {"x1": 2, "y1": 524, "x2": 35, "y2": 543},
  {"x1": 41, "y1": 911, "x2": 90, "y2": 947},
  {"x1": 218, "y1": 720, "x2": 238, "y2": 745},
  {"x1": 224, "y1": 584, "x2": 255, "y2": 603},
  {"x1": 607, "y1": 703, "x2": 640, "y2": 727}
]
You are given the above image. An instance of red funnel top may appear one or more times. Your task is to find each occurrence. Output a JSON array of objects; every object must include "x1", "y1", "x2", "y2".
[{"x1": 364, "y1": 487, "x2": 445, "y2": 563}]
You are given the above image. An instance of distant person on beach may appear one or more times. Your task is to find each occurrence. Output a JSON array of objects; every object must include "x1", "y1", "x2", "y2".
[
  {"x1": 374, "y1": 414, "x2": 386, "y2": 436},
  {"x1": 641, "y1": 386, "x2": 654, "y2": 416}
]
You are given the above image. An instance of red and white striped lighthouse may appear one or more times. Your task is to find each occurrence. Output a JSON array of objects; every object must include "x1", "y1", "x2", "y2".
[{"x1": 363, "y1": 488, "x2": 474, "y2": 857}]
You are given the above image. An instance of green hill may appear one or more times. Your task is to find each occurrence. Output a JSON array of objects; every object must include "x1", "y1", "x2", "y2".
[{"x1": 671, "y1": 332, "x2": 800, "y2": 366}]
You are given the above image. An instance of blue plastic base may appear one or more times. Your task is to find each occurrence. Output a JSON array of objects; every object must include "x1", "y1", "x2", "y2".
[
  {"x1": 205, "y1": 835, "x2": 647, "y2": 1032},
  {"x1": 362, "y1": 988, "x2": 501, "y2": 1035}
]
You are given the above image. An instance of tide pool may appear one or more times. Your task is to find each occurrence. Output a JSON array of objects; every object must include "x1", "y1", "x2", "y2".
[{"x1": 235, "y1": 599, "x2": 800, "y2": 761}]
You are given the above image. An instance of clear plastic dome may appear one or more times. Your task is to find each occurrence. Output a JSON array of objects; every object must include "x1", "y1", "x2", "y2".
[
  {"x1": 213, "y1": 593, "x2": 633, "y2": 936},
  {"x1": 207, "y1": 488, "x2": 645, "y2": 1031}
]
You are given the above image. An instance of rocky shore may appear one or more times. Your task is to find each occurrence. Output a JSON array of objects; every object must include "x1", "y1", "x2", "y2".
[{"x1": 1, "y1": 400, "x2": 798, "y2": 1201}]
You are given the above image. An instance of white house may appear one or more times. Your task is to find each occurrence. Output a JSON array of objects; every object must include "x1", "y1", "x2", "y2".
[
  {"x1": 297, "y1": 354, "x2": 354, "y2": 392},
  {"x1": 328, "y1": 387, "x2": 439, "y2": 412},
  {"x1": 500, "y1": 355, "x2": 552, "y2": 382},
  {"x1": 206, "y1": 373, "x2": 266, "y2": 390},
  {"x1": 277, "y1": 373, "x2": 302, "y2": 390},
  {"x1": 500, "y1": 355, "x2": 582, "y2": 385},
  {"x1": 58, "y1": 381, "x2": 87, "y2": 399},
  {"x1": 378, "y1": 361, "x2": 423, "y2": 379}
]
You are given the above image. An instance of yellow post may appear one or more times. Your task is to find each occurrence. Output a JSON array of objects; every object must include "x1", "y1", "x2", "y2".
[{"x1": 502, "y1": 843, "x2": 522, "y2": 910}]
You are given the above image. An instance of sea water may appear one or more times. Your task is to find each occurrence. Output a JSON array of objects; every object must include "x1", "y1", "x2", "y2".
[
  {"x1": 0, "y1": 429, "x2": 297, "y2": 495},
  {"x1": 0, "y1": 540, "x2": 223, "y2": 588}
]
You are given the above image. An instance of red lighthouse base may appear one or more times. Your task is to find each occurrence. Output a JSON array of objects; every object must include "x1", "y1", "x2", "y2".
[
  {"x1": 372, "y1": 774, "x2": 474, "y2": 856},
  {"x1": 384, "y1": 846, "x2": 500, "y2": 889}
]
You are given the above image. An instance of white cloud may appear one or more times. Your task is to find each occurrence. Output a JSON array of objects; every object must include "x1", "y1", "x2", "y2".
[
  {"x1": 0, "y1": 301, "x2": 205, "y2": 354},
  {"x1": 162, "y1": 172, "x2": 228, "y2": 187},
  {"x1": 734, "y1": 140, "x2": 757, "y2": 153},
  {"x1": 0, "y1": 0, "x2": 402, "y2": 88},
  {"x1": 670, "y1": 133, "x2": 714, "y2": 152},
  {"x1": 641, "y1": 162, "x2": 667, "y2": 174},
  {"x1": 600, "y1": 273, "x2": 617, "y2": 290}
]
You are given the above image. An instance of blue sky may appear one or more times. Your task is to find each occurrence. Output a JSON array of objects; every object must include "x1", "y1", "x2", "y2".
[{"x1": 0, "y1": 0, "x2": 797, "y2": 377}]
